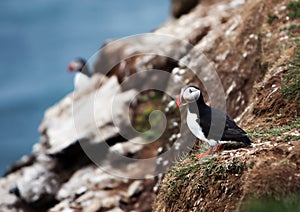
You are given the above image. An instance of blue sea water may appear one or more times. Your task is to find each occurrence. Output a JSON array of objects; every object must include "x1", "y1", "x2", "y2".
[{"x1": 0, "y1": 0, "x2": 170, "y2": 175}]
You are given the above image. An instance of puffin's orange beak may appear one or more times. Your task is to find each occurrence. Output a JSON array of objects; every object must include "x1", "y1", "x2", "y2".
[
  {"x1": 176, "y1": 95, "x2": 182, "y2": 107},
  {"x1": 68, "y1": 64, "x2": 74, "y2": 72}
]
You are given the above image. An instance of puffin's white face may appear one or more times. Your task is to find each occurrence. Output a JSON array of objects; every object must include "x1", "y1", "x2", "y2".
[
  {"x1": 182, "y1": 86, "x2": 201, "y2": 103},
  {"x1": 176, "y1": 86, "x2": 201, "y2": 106}
]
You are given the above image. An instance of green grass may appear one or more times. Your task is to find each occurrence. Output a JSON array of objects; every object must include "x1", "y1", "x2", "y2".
[
  {"x1": 133, "y1": 90, "x2": 163, "y2": 133},
  {"x1": 280, "y1": 24, "x2": 300, "y2": 31},
  {"x1": 246, "y1": 118, "x2": 300, "y2": 142},
  {"x1": 243, "y1": 195, "x2": 300, "y2": 212},
  {"x1": 164, "y1": 161, "x2": 202, "y2": 198},
  {"x1": 289, "y1": 24, "x2": 300, "y2": 30},
  {"x1": 268, "y1": 14, "x2": 278, "y2": 24},
  {"x1": 164, "y1": 156, "x2": 245, "y2": 199},
  {"x1": 287, "y1": 0, "x2": 300, "y2": 19},
  {"x1": 281, "y1": 42, "x2": 300, "y2": 102}
]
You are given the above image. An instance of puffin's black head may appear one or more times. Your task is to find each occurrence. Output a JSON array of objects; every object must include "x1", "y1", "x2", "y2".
[
  {"x1": 68, "y1": 58, "x2": 86, "y2": 73},
  {"x1": 176, "y1": 85, "x2": 203, "y2": 107}
]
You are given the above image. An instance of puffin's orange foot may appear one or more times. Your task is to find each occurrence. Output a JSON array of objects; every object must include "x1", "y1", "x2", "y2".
[
  {"x1": 195, "y1": 147, "x2": 213, "y2": 159},
  {"x1": 195, "y1": 152, "x2": 209, "y2": 159},
  {"x1": 213, "y1": 144, "x2": 223, "y2": 153}
]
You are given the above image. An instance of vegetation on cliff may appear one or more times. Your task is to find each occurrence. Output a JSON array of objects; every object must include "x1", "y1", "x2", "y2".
[{"x1": 154, "y1": 0, "x2": 300, "y2": 211}]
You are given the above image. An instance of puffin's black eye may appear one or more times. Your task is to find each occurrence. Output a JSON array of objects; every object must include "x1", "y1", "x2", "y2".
[{"x1": 189, "y1": 89, "x2": 192, "y2": 94}]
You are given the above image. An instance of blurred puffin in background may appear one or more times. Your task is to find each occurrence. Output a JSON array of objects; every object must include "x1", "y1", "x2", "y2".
[
  {"x1": 176, "y1": 85, "x2": 252, "y2": 158},
  {"x1": 68, "y1": 58, "x2": 91, "y2": 89}
]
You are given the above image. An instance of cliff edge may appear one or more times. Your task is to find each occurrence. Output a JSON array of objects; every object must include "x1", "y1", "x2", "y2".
[{"x1": 0, "y1": 0, "x2": 299, "y2": 211}]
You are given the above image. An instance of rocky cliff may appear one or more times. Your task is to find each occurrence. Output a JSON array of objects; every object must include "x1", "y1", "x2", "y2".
[{"x1": 1, "y1": 0, "x2": 300, "y2": 211}]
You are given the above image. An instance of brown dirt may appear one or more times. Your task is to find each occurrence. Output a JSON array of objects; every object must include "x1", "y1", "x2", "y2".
[{"x1": 153, "y1": 140, "x2": 300, "y2": 212}]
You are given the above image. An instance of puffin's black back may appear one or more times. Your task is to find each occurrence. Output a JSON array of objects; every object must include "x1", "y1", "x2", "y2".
[{"x1": 188, "y1": 97, "x2": 252, "y2": 145}]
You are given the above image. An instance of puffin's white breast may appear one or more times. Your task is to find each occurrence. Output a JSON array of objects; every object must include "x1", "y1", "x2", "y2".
[
  {"x1": 187, "y1": 109, "x2": 206, "y2": 141},
  {"x1": 187, "y1": 108, "x2": 219, "y2": 146},
  {"x1": 74, "y1": 72, "x2": 90, "y2": 90}
]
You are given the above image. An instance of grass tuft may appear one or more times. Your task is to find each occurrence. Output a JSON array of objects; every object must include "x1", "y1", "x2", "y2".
[
  {"x1": 268, "y1": 14, "x2": 278, "y2": 24},
  {"x1": 281, "y1": 42, "x2": 300, "y2": 102},
  {"x1": 287, "y1": 0, "x2": 300, "y2": 19},
  {"x1": 246, "y1": 118, "x2": 300, "y2": 142},
  {"x1": 243, "y1": 194, "x2": 300, "y2": 212}
]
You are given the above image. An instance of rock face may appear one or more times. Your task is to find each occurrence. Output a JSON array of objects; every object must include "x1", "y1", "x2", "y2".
[
  {"x1": 38, "y1": 75, "x2": 137, "y2": 155},
  {"x1": 1, "y1": 0, "x2": 300, "y2": 211}
]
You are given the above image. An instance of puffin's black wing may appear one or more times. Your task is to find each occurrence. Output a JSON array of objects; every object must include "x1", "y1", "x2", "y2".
[
  {"x1": 221, "y1": 115, "x2": 252, "y2": 144},
  {"x1": 196, "y1": 106, "x2": 251, "y2": 145}
]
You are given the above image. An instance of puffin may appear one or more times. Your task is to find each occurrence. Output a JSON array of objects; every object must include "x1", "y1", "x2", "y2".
[
  {"x1": 68, "y1": 58, "x2": 91, "y2": 89},
  {"x1": 176, "y1": 85, "x2": 252, "y2": 158}
]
